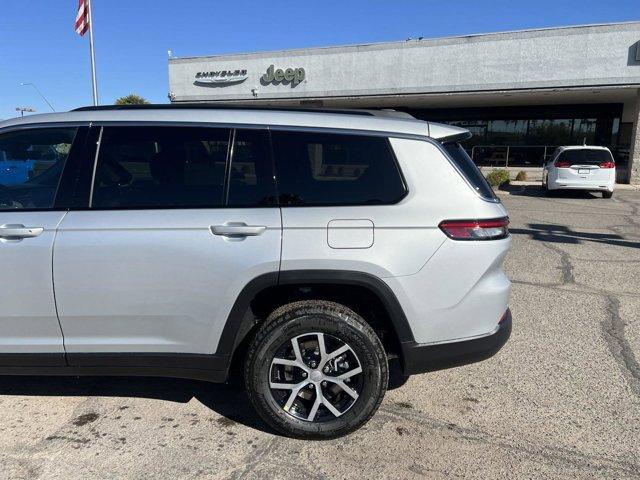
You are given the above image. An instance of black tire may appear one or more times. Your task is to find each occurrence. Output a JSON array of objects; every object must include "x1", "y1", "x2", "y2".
[
  {"x1": 244, "y1": 300, "x2": 388, "y2": 439},
  {"x1": 603, "y1": 190, "x2": 613, "y2": 199}
]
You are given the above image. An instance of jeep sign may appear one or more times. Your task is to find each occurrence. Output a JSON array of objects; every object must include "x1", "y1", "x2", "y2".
[{"x1": 261, "y1": 65, "x2": 305, "y2": 85}]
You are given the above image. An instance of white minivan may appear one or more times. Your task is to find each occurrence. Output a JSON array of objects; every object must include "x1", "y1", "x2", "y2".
[{"x1": 543, "y1": 146, "x2": 616, "y2": 198}]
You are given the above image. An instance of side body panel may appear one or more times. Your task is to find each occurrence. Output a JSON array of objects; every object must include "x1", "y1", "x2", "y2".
[
  {"x1": 0, "y1": 211, "x2": 67, "y2": 353},
  {"x1": 280, "y1": 137, "x2": 511, "y2": 345},
  {"x1": 53, "y1": 208, "x2": 281, "y2": 354}
]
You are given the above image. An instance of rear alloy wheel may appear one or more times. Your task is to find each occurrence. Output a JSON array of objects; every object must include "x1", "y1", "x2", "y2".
[{"x1": 244, "y1": 300, "x2": 388, "y2": 439}]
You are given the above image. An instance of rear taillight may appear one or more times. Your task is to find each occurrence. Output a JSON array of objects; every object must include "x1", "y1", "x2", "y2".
[
  {"x1": 599, "y1": 161, "x2": 615, "y2": 169},
  {"x1": 554, "y1": 160, "x2": 571, "y2": 168},
  {"x1": 439, "y1": 217, "x2": 509, "y2": 241}
]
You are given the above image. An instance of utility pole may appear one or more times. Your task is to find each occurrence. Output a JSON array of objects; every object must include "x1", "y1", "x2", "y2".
[
  {"x1": 19, "y1": 83, "x2": 55, "y2": 112},
  {"x1": 15, "y1": 107, "x2": 36, "y2": 117}
]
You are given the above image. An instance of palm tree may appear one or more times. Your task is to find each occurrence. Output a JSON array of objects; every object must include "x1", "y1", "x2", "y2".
[{"x1": 114, "y1": 94, "x2": 150, "y2": 105}]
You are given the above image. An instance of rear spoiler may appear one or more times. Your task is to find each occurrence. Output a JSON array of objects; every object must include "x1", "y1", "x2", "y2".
[
  {"x1": 426, "y1": 122, "x2": 472, "y2": 144},
  {"x1": 437, "y1": 131, "x2": 473, "y2": 144}
]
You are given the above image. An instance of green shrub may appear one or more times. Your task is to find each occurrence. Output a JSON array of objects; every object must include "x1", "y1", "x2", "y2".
[
  {"x1": 515, "y1": 171, "x2": 528, "y2": 181},
  {"x1": 485, "y1": 169, "x2": 511, "y2": 187}
]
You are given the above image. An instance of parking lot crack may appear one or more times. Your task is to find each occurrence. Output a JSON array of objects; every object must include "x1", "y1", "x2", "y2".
[
  {"x1": 540, "y1": 242, "x2": 576, "y2": 285},
  {"x1": 377, "y1": 406, "x2": 640, "y2": 476},
  {"x1": 602, "y1": 295, "x2": 640, "y2": 399}
]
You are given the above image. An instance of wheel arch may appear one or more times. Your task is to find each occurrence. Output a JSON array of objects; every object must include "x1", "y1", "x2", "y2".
[{"x1": 216, "y1": 270, "x2": 415, "y2": 360}]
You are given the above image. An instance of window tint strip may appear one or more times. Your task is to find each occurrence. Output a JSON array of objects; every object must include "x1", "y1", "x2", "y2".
[{"x1": 88, "y1": 127, "x2": 104, "y2": 208}]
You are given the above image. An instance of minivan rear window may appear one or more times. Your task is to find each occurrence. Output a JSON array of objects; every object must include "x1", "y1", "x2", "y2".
[
  {"x1": 443, "y1": 143, "x2": 496, "y2": 200},
  {"x1": 556, "y1": 149, "x2": 614, "y2": 166}
]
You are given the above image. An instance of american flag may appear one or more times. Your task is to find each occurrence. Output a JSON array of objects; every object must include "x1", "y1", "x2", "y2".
[{"x1": 75, "y1": 0, "x2": 90, "y2": 36}]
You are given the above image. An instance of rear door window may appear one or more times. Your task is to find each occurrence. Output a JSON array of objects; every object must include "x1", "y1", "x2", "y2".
[
  {"x1": 556, "y1": 149, "x2": 614, "y2": 166},
  {"x1": 92, "y1": 126, "x2": 230, "y2": 208},
  {"x1": 271, "y1": 130, "x2": 406, "y2": 205},
  {"x1": 443, "y1": 142, "x2": 496, "y2": 200}
]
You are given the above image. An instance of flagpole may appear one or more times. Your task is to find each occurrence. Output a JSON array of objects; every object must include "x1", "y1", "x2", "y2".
[{"x1": 87, "y1": 0, "x2": 98, "y2": 105}]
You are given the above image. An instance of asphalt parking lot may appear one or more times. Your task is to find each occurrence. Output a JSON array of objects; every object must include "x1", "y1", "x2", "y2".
[{"x1": 0, "y1": 187, "x2": 639, "y2": 480}]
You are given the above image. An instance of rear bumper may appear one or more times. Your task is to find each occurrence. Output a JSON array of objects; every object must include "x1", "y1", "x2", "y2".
[
  {"x1": 549, "y1": 183, "x2": 613, "y2": 192},
  {"x1": 548, "y1": 173, "x2": 615, "y2": 191},
  {"x1": 401, "y1": 309, "x2": 512, "y2": 376}
]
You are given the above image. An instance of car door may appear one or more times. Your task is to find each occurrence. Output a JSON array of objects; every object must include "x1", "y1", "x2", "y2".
[
  {"x1": 53, "y1": 125, "x2": 281, "y2": 363},
  {"x1": 0, "y1": 126, "x2": 85, "y2": 360}
]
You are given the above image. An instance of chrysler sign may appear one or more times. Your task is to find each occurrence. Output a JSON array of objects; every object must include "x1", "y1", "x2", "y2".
[{"x1": 194, "y1": 69, "x2": 248, "y2": 85}]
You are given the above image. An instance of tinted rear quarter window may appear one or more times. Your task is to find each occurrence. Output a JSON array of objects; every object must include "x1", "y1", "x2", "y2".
[
  {"x1": 271, "y1": 131, "x2": 406, "y2": 205},
  {"x1": 443, "y1": 143, "x2": 496, "y2": 200}
]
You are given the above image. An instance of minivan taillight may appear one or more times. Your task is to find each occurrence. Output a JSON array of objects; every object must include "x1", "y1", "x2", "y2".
[
  {"x1": 439, "y1": 217, "x2": 509, "y2": 240},
  {"x1": 599, "y1": 161, "x2": 615, "y2": 169},
  {"x1": 554, "y1": 160, "x2": 571, "y2": 168}
]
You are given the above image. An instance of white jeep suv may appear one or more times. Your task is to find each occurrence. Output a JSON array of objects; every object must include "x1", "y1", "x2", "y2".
[{"x1": 0, "y1": 105, "x2": 511, "y2": 439}]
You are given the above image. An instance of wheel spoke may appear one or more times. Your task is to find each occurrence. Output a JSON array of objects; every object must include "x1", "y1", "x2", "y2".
[
  {"x1": 336, "y1": 365, "x2": 362, "y2": 380},
  {"x1": 326, "y1": 344, "x2": 350, "y2": 362},
  {"x1": 282, "y1": 383, "x2": 307, "y2": 412},
  {"x1": 291, "y1": 337, "x2": 304, "y2": 363},
  {"x1": 317, "y1": 333, "x2": 327, "y2": 359},
  {"x1": 269, "y1": 380, "x2": 306, "y2": 390},
  {"x1": 271, "y1": 357, "x2": 306, "y2": 369},
  {"x1": 327, "y1": 379, "x2": 359, "y2": 400},
  {"x1": 283, "y1": 390, "x2": 299, "y2": 412},
  {"x1": 307, "y1": 392, "x2": 322, "y2": 421},
  {"x1": 321, "y1": 394, "x2": 343, "y2": 418},
  {"x1": 319, "y1": 343, "x2": 351, "y2": 369}
]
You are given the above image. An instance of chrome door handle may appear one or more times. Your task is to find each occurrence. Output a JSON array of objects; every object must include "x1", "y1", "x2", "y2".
[
  {"x1": 210, "y1": 222, "x2": 267, "y2": 238},
  {"x1": 0, "y1": 224, "x2": 44, "y2": 239}
]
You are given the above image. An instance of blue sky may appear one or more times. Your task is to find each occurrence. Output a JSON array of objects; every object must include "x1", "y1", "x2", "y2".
[{"x1": 0, "y1": 0, "x2": 638, "y2": 119}]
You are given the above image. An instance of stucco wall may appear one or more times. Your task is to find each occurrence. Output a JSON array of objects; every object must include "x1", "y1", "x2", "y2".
[
  {"x1": 629, "y1": 90, "x2": 640, "y2": 184},
  {"x1": 168, "y1": 23, "x2": 640, "y2": 103}
]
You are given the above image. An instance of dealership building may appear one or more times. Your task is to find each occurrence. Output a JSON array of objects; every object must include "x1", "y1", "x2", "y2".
[{"x1": 168, "y1": 22, "x2": 640, "y2": 183}]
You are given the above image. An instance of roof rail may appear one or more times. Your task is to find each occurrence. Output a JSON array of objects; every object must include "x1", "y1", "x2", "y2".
[
  {"x1": 73, "y1": 104, "x2": 368, "y2": 116},
  {"x1": 71, "y1": 104, "x2": 415, "y2": 119}
]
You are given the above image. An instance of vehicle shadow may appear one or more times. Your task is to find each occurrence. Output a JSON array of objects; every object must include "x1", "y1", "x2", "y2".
[
  {"x1": 498, "y1": 183, "x2": 602, "y2": 199},
  {"x1": 0, "y1": 374, "x2": 275, "y2": 433},
  {"x1": 510, "y1": 223, "x2": 639, "y2": 249},
  {"x1": 0, "y1": 360, "x2": 408, "y2": 435}
]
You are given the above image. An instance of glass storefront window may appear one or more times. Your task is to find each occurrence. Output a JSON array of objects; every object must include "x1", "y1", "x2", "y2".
[
  {"x1": 487, "y1": 120, "x2": 528, "y2": 145},
  {"x1": 527, "y1": 119, "x2": 573, "y2": 145},
  {"x1": 438, "y1": 116, "x2": 621, "y2": 168},
  {"x1": 573, "y1": 118, "x2": 597, "y2": 145}
]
